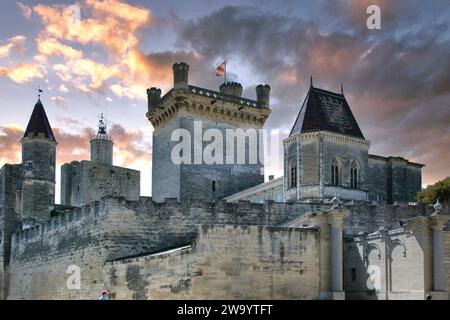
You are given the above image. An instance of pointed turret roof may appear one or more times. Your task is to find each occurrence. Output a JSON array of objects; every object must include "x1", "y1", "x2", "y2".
[
  {"x1": 290, "y1": 85, "x2": 365, "y2": 139},
  {"x1": 23, "y1": 99, "x2": 56, "y2": 142}
]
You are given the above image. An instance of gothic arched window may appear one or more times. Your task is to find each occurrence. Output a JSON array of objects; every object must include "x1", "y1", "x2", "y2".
[
  {"x1": 289, "y1": 160, "x2": 297, "y2": 188},
  {"x1": 331, "y1": 158, "x2": 340, "y2": 186},
  {"x1": 351, "y1": 161, "x2": 358, "y2": 189}
]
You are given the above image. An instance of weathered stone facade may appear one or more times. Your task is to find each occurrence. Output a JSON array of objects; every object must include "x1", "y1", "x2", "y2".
[
  {"x1": 229, "y1": 84, "x2": 423, "y2": 204},
  {"x1": 148, "y1": 63, "x2": 270, "y2": 202},
  {"x1": 5, "y1": 193, "x2": 448, "y2": 300},
  {"x1": 0, "y1": 62, "x2": 447, "y2": 301},
  {"x1": 61, "y1": 160, "x2": 140, "y2": 207},
  {"x1": 61, "y1": 117, "x2": 140, "y2": 207},
  {"x1": 344, "y1": 215, "x2": 450, "y2": 300},
  {"x1": 105, "y1": 225, "x2": 321, "y2": 300}
]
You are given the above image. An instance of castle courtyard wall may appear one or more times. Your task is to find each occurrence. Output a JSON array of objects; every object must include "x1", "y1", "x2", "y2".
[
  {"x1": 104, "y1": 225, "x2": 321, "y2": 300},
  {"x1": 6, "y1": 195, "x2": 445, "y2": 300}
]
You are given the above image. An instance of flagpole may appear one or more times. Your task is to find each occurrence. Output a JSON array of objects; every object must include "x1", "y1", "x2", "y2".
[{"x1": 224, "y1": 60, "x2": 227, "y2": 84}]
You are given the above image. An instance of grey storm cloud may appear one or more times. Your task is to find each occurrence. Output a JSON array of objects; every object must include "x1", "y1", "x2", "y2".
[{"x1": 168, "y1": 4, "x2": 450, "y2": 185}]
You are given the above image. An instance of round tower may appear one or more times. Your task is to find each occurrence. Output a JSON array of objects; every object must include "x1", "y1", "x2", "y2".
[
  {"x1": 147, "y1": 87, "x2": 162, "y2": 113},
  {"x1": 173, "y1": 62, "x2": 189, "y2": 89},
  {"x1": 256, "y1": 84, "x2": 271, "y2": 109},
  {"x1": 90, "y1": 114, "x2": 113, "y2": 165},
  {"x1": 21, "y1": 97, "x2": 57, "y2": 225}
]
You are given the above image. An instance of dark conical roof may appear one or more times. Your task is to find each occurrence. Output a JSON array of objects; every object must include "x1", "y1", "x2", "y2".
[
  {"x1": 23, "y1": 99, "x2": 56, "y2": 141},
  {"x1": 290, "y1": 86, "x2": 365, "y2": 139}
]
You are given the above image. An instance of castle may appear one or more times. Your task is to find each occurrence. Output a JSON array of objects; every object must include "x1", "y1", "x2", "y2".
[{"x1": 0, "y1": 62, "x2": 448, "y2": 300}]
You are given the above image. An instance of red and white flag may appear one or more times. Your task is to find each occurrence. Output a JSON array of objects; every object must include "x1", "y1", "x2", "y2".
[{"x1": 216, "y1": 61, "x2": 226, "y2": 77}]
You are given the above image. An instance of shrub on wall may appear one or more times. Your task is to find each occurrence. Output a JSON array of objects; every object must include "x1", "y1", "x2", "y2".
[{"x1": 50, "y1": 209, "x2": 64, "y2": 218}]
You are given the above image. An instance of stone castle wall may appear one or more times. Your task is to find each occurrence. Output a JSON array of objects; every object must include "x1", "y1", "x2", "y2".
[
  {"x1": 6, "y1": 197, "x2": 328, "y2": 299},
  {"x1": 8, "y1": 201, "x2": 110, "y2": 299},
  {"x1": 6, "y1": 195, "x2": 445, "y2": 300},
  {"x1": 153, "y1": 110, "x2": 264, "y2": 202},
  {"x1": 61, "y1": 161, "x2": 140, "y2": 207},
  {"x1": 104, "y1": 225, "x2": 321, "y2": 300},
  {"x1": 367, "y1": 156, "x2": 422, "y2": 203},
  {"x1": 345, "y1": 229, "x2": 428, "y2": 300},
  {"x1": 0, "y1": 164, "x2": 22, "y2": 299}
]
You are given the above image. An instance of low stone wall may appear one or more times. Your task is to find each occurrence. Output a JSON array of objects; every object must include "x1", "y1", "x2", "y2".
[{"x1": 104, "y1": 225, "x2": 321, "y2": 300}]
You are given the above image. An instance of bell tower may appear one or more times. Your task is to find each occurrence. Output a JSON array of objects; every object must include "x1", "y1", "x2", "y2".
[{"x1": 90, "y1": 114, "x2": 113, "y2": 165}]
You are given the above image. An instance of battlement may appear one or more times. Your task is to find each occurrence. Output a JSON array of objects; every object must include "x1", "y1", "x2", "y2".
[
  {"x1": 146, "y1": 62, "x2": 271, "y2": 129},
  {"x1": 12, "y1": 198, "x2": 105, "y2": 245},
  {"x1": 147, "y1": 85, "x2": 271, "y2": 129},
  {"x1": 12, "y1": 195, "x2": 447, "y2": 247}
]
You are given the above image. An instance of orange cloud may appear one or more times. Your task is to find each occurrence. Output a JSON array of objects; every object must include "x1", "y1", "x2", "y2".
[
  {"x1": 53, "y1": 59, "x2": 118, "y2": 92},
  {"x1": 109, "y1": 124, "x2": 152, "y2": 167},
  {"x1": 0, "y1": 35, "x2": 27, "y2": 58},
  {"x1": 0, "y1": 64, "x2": 45, "y2": 83},
  {"x1": 0, "y1": 125, "x2": 23, "y2": 165},
  {"x1": 27, "y1": 0, "x2": 159, "y2": 99},
  {"x1": 36, "y1": 37, "x2": 83, "y2": 60}
]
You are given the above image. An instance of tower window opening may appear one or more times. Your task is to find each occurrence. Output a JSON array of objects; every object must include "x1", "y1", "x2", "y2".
[
  {"x1": 351, "y1": 161, "x2": 358, "y2": 189},
  {"x1": 289, "y1": 160, "x2": 297, "y2": 188},
  {"x1": 25, "y1": 162, "x2": 33, "y2": 171},
  {"x1": 351, "y1": 268, "x2": 356, "y2": 282},
  {"x1": 331, "y1": 158, "x2": 340, "y2": 186},
  {"x1": 212, "y1": 180, "x2": 216, "y2": 192}
]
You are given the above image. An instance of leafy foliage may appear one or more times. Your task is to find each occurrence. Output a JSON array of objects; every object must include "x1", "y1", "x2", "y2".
[
  {"x1": 50, "y1": 209, "x2": 64, "y2": 218},
  {"x1": 417, "y1": 177, "x2": 450, "y2": 204}
]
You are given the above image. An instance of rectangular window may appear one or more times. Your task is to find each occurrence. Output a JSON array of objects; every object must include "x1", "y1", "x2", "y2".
[{"x1": 25, "y1": 162, "x2": 33, "y2": 171}]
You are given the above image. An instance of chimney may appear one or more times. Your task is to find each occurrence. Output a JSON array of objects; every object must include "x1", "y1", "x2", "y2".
[
  {"x1": 173, "y1": 62, "x2": 189, "y2": 89},
  {"x1": 219, "y1": 82, "x2": 243, "y2": 97},
  {"x1": 256, "y1": 84, "x2": 271, "y2": 108},
  {"x1": 147, "y1": 87, "x2": 162, "y2": 112},
  {"x1": 269, "y1": 175, "x2": 275, "y2": 181}
]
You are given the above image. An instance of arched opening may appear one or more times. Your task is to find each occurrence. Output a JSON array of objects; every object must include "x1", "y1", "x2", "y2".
[
  {"x1": 289, "y1": 160, "x2": 297, "y2": 188},
  {"x1": 351, "y1": 161, "x2": 359, "y2": 189},
  {"x1": 331, "y1": 158, "x2": 340, "y2": 186},
  {"x1": 212, "y1": 180, "x2": 216, "y2": 193},
  {"x1": 389, "y1": 241, "x2": 407, "y2": 292}
]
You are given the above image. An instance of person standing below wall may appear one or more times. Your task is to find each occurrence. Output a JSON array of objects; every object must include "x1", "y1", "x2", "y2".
[{"x1": 99, "y1": 291, "x2": 109, "y2": 300}]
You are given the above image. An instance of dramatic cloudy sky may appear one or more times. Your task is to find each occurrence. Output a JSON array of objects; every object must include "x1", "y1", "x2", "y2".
[{"x1": 0, "y1": 0, "x2": 449, "y2": 202}]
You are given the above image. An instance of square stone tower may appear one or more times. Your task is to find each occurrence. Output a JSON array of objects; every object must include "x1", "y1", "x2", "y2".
[{"x1": 147, "y1": 62, "x2": 271, "y2": 202}]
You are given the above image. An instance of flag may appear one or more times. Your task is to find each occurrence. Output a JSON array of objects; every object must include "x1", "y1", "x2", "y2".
[{"x1": 216, "y1": 61, "x2": 226, "y2": 77}]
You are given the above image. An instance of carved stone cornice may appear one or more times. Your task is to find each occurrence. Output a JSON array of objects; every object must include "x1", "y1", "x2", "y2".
[
  {"x1": 285, "y1": 130, "x2": 370, "y2": 148},
  {"x1": 147, "y1": 87, "x2": 271, "y2": 129}
]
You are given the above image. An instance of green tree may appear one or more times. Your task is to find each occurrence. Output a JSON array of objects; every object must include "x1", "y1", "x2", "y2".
[{"x1": 417, "y1": 177, "x2": 450, "y2": 204}]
